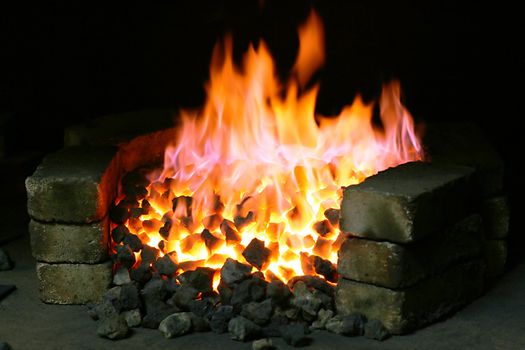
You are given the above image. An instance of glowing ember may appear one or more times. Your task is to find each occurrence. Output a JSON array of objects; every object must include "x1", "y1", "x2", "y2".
[{"x1": 115, "y1": 10, "x2": 423, "y2": 287}]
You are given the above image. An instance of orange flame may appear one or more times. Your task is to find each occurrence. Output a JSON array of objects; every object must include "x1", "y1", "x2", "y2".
[{"x1": 125, "y1": 10, "x2": 422, "y2": 286}]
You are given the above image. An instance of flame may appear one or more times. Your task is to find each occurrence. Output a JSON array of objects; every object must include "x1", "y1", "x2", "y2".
[{"x1": 120, "y1": 10, "x2": 422, "y2": 284}]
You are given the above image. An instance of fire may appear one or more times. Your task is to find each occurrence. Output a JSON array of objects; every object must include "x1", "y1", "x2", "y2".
[{"x1": 118, "y1": 10, "x2": 422, "y2": 287}]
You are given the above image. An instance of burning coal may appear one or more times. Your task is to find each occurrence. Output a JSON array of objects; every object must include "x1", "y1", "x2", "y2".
[{"x1": 111, "y1": 10, "x2": 423, "y2": 287}]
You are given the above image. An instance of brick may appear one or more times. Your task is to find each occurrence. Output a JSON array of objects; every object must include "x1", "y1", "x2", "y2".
[
  {"x1": 29, "y1": 219, "x2": 108, "y2": 263},
  {"x1": 483, "y1": 239, "x2": 507, "y2": 279},
  {"x1": 424, "y1": 122, "x2": 504, "y2": 196},
  {"x1": 482, "y1": 196, "x2": 509, "y2": 239},
  {"x1": 26, "y1": 145, "x2": 120, "y2": 223},
  {"x1": 37, "y1": 261, "x2": 112, "y2": 304},
  {"x1": 338, "y1": 215, "x2": 482, "y2": 288},
  {"x1": 335, "y1": 260, "x2": 485, "y2": 334},
  {"x1": 340, "y1": 161, "x2": 474, "y2": 243}
]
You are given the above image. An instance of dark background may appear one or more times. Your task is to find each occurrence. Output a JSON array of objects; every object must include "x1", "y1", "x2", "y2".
[{"x1": 1, "y1": 1, "x2": 522, "y2": 257}]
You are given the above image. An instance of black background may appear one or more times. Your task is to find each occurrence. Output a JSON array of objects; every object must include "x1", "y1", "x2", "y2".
[{"x1": 1, "y1": 1, "x2": 522, "y2": 258}]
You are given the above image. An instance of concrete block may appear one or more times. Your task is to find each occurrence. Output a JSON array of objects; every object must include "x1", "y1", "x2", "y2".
[
  {"x1": 36, "y1": 261, "x2": 112, "y2": 304},
  {"x1": 341, "y1": 161, "x2": 474, "y2": 243},
  {"x1": 335, "y1": 260, "x2": 485, "y2": 334},
  {"x1": 338, "y1": 215, "x2": 483, "y2": 288},
  {"x1": 26, "y1": 145, "x2": 120, "y2": 223},
  {"x1": 424, "y1": 122, "x2": 504, "y2": 196},
  {"x1": 29, "y1": 219, "x2": 108, "y2": 263},
  {"x1": 482, "y1": 196, "x2": 509, "y2": 239}
]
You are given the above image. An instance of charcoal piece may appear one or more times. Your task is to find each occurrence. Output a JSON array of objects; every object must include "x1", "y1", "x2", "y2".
[
  {"x1": 284, "y1": 307, "x2": 300, "y2": 320},
  {"x1": 141, "y1": 199, "x2": 152, "y2": 214},
  {"x1": 172, "y1": 196, "x2": 193, "y2": 214},
  {"x1": 141, "y1": 305, "x2": 179, "y2": 329},
  {"x1": 300, "y1": 253, "x2": 315, "y2": 275},
  {"x1": 122, "y1": 308, "x2": 142, "y2": 327},
  {"x1": 313, "y1": 256, "x2": 338, "y2": 282},
  {"x1": 159, "y1": 220, "x2": 172, "y2": 239},
  {"x1": 123, "y1": 233, "x2": 143, "y2": 252},
  {"x1": 288, "y1": 275, "x2": 334, "y2": 296},
  {"x1": 109, "y1": 203, "x2": 130, "y2": 224},
  {"x1": 242, "y1": 238, "x2": 271, "y2": 270},
  {"x1": 267, "y1": 280, "x2": 292, "y2": 305},
  {"x1": 179, "y1": 267, "x2": 215, "y2": 293},
  {"x1": 154, "y1": 254, "x2": 178, "y2": 276},
  {"x1": 119, "y1": 283, "x2": 141, "y2": 311},
  {"x1": 168, "y1": 285, "x2": 199, "y2": 309},
  {"x1": 252, "y1": 271, "x2": 265, "y2": 280},
  {"x1": 158, "y1": 240, "x2": 166, "y2": 252},
  {"x1": 203, "y1": 214, "x2": 222, "y2": 231},
  {"x1": 201, "y1": 229, "x2": 222, "y2": 253},
  {"x1": 125, "y1": 185, "x2": 148, "y2": 201},
  {"x1": 130, "y1": 261, "x2": 152, "y2": 284},
  {"x1": 140, "y1": 245, "x2": 160, "y2": 264},
  {"x1": 313, "y1": 220, "x2": 332, "y2": 236},
  {"x1": 159, "y1": 312, "x2": 193, "y2": 338},
  {"x1": 291, "y1": 282, "x2": 322, "y2": 321},
  {"x1": 262, "y1": 313, "x2": 289, "y2": 337},
  {"x1": 364, "y1": 319, "x2": 390, "y2": 341},
  {"x1": 228, "y1": 316, "x2": 262, "y2": 341},
  {"x1": 96, "y1": 314, "x2": 129, "y2": 340},
  {"x1": 210, "y1": 305, "x2": 234, "y2": 333},
  {"x1": 203, "y1": 290, "x2": 220, "y2": 306},
  {"x1": 324, "y1": 208, "x2": 340, "y2": 227},
  {"x1": 234, "y1": 211, "x2": 255, "y2": 230},
  {"x1": 220, "y1": 258, "x2": 252, "y2": 285},
  {"x1": 221, "y1": 219, "x2": 241, "y2": 244},
  {"x1": 130, "y1": 207, "x2": 143, "y2": 218},
  {"x1": 116, "y1": 245, "x2": 135, "y2": 269},
  {"x1": 122, "y1": 171, "x2": 149, "y2": 189},
  {"x1": 241, "y1": 299, "x2": 273, "y2": 326},
  {"x1": 325, "y1": 314, "x2": 367, "y2": 336},
  {"x1": 188, "y1": 299, "x2": 214, "y2": 317},
  {"x1": 312, "y1": 289, "x2": 334, "y2": 311},
  {"x1": 0, "y1": 341, "x2": 13, "y2": 350},
  {"x1": 252, "y1": 338, "x2": 274, "y2": 350},
  {"x1": 111, "y1": 225, "x2": 129, "y2": 244},
  {"x1": 142, "y1": 277, "x2": 170, "y2": 303},
  {"x1": 189, "y1": 312, "x2": 211, "y2": 332},
  {"x1": 90, "y1": 299, "x2": 119, "y2": 320},
  {"x1": 310, "y1": 309, "x2": 334, "y2": 330},
  {"x1": 280, "y1": 323, "x2": 309, "y2": 347},
  {"x1": 218, "y1": 282, "x2": 233, "y2": 305}
]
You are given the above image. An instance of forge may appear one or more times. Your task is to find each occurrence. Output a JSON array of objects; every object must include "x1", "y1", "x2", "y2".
[{"x1": 22, "y1": 9, "x2": 508, "y2": 345}]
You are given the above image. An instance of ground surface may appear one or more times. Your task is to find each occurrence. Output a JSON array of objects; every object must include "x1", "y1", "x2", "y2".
[{"x1": 1, "y1": 230, "x2": 525, "y2": 349}]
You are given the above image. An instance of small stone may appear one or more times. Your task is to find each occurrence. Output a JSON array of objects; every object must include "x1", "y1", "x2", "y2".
[
  {"x1": 228, "y1": 316, "x2": 262, "y2": 341},
  {"x1": 310, "y1": 309, "x2": 334, "y2": 330},
  {"x1": 158, "y1": 312, "x2": 192, "y2": 338},
  {"x1": 324, "y1": 208, "x2": 340, "y2": 227},
  {"x1": 0, "y1": 248, "x2": 13, "y2": 271},
  {"x1": 188, "y1": 299, "x2": 214, "y2": 317},
  {"x1": 242, "y1": 238, "x2": 271, "y2": 270},
  {"x1": 364, "y1": 319, "x2": 390, "y2": 341},
  {"x1": 113, "y1": 266, "x2": 131, "y2": 286},
  {"x1": 96, "y1": 314, "x2": 129, "y2": 340},
  {"x1": 220, "y1": 258, "x2": 252, "y2": 285},
  {"x1": 111, "y1": 225, "x2": 129, "y2": 244},
  {"x1": 267, "y1": 280, "x2": 292, "y2": 305},
  {"x1": 141, "y1": 302, "x2": 180, "y2": 329},
  {"x1": 90, "y1": 299, "x2": 119, "y2": 320},
  {"x1": 291, "y1": 281, "x2": 322, "y2": 321},
  {"x1": 231, "y1": 278, "x2": 267, "y2": 310},
  {"x1": 218, "y1": 282, "x2": 233, "y2": 305},
  {"x1": 189, "y1": 312, "x2": 211, "y2": 332},
  {"x1": 116, "y1": 245, "x2": 135, "y2": 269},
  {"x1": 179, "y1": 267, "x2": 215, "y2": 293},
  {"x1": 252, "y1": 338, "x2": 274, "y2": 350},
  {"x1": 210, "y1": 305, "x2": 234, "y2": 333},
  {"x1": 119, "y1": 283, "x2": 141, "y2": 311},
  {"x1": 130, "y1": 261, "x2": 152, "y2": 284},
  {"x1": 122, "y1": 308, "x2": 142, "y2": 327},
  {"x1": 241, "y1": 299, "x2": 273, "y2": 325},
  {"x1": 154, "y1": 254, "x2": 178, "y2": 276},
  {"x1": 280, "y1": 323, "x2": 309, "y2": 347},
  {"x1": 169, "y1": 285, "x2": 199, "y2": 309},
  {"x1": 140, "y1": 245, "x2": 160, "y2": 264},
  {"x1": 326, "y1": 314, "x2": 367, "y2": 335},
  {"x1": 123, "y1": 234, "x2": 143, "y2": 252}
]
